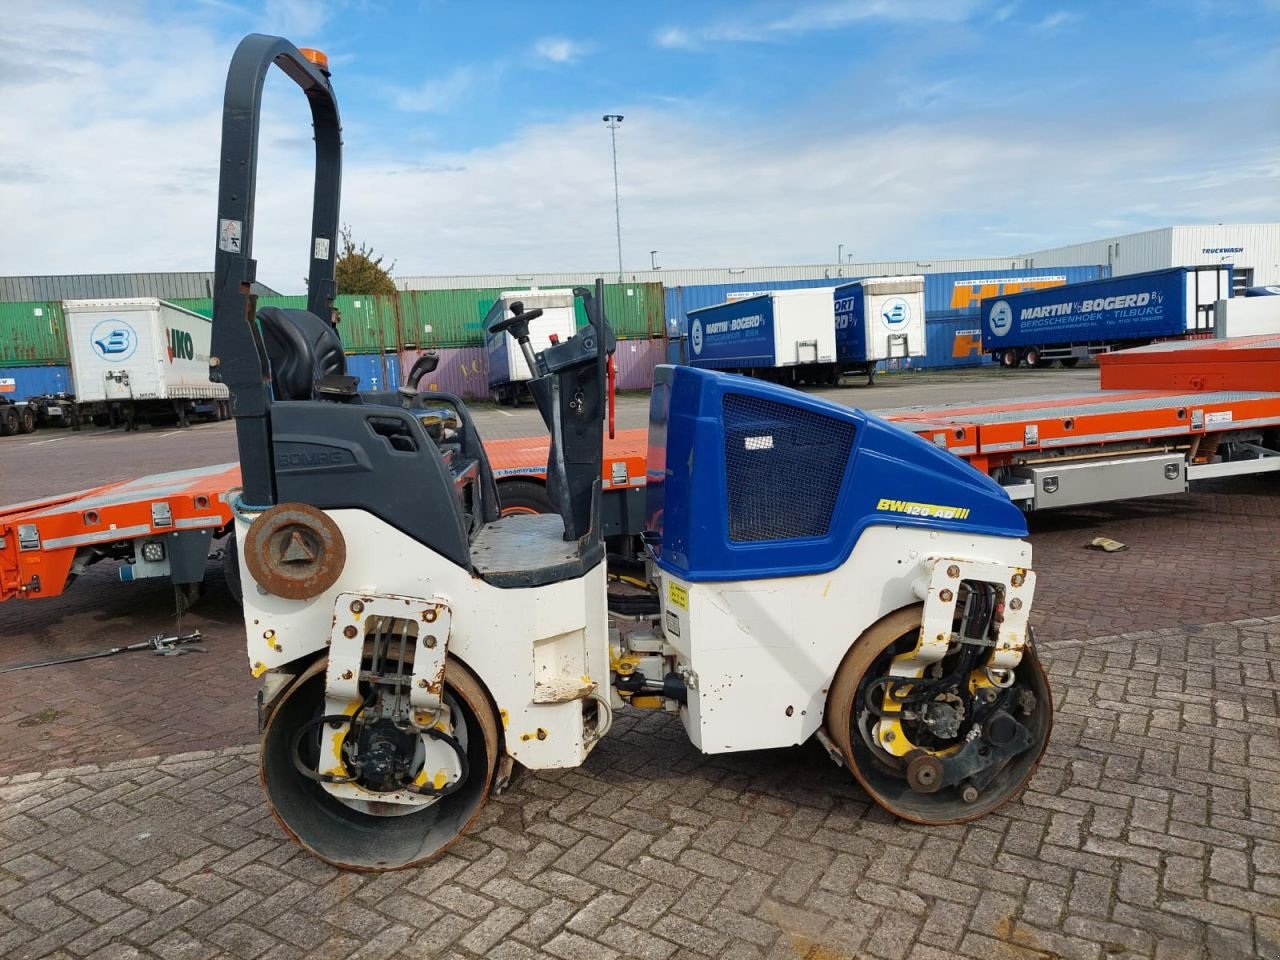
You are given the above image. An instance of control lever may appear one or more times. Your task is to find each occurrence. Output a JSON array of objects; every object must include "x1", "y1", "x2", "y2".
[
  {"x1": 398, "y1": 352, "x2": 440, "y2": 407},
  {"x1": 489, "y1": 301, "x2": 543, "y2": 374}
]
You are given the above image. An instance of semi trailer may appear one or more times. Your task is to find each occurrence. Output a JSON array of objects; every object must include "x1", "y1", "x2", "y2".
[
  {"x1": 63, "y1": 298, "x2": 230, "y2": 429},
  {"x1": 483, "y1": 289, "x2": 578, "y2": 405},
  {"x1": 686, "y1": 288, "x2": 841, "y2": 384},
  {"x1": 982, "y1": 265, "x2": 1232, "y2": 368},
  {"x1": 833, "y1": 275, "x2": 926, "y2": 383}
]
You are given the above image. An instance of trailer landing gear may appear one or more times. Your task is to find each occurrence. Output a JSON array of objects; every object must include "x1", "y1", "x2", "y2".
[{"x1": 825, "y1": 605, "x2": 1051, "y2": 824}]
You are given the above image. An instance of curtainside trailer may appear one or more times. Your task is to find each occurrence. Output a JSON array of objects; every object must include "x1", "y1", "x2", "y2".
[
  {"x1": 981, "y1": 266, "x2": 1231, "y2": 369},
  {"x1": 63, "y1": 298, "x2": 231, "y2": 428},
  {"x1": 833, "y1": 275, "x2": 926, "y2": 383},
  {"x1": 687, "y1": 288, "x2": 839, "y2": 384}
]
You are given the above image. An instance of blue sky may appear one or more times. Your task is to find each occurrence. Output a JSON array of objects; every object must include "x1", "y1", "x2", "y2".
[{"x1": 2, "y1": 1, "x2": 1277, "y2": 291}]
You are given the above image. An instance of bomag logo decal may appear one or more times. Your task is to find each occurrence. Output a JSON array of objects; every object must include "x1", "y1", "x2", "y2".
[
  {"x1": 950, "y1": 276, "x2": 1067, "y2": 310},
  {"x1": 876, "y1": 498, "x2": 971, "y2": 520}
]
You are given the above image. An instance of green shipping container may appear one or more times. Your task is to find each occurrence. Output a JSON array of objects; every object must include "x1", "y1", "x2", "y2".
[
  {"x1": 168, "y1": 280, "x2": 666, "y2": 353},
  {"x1": 0, "y1": 301, "x2": 69, "y2": 365}
]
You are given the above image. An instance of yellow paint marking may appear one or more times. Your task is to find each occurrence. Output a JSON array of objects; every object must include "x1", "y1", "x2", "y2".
[
  {"x1": 876, "y1": 497, "x2": 971, "y2": 521},
  {"x1": 499, "y1": 709, "x2": 509, "y2": 729}
]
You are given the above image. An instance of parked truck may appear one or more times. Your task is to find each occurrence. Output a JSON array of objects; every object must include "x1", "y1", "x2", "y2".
[
  {"x1": 483, "y1": 289, "x2": 578, "y2": 404},
  {"x1": 63, "y1": 298, "x2": 230, "y2": 429},
  {"x1": 982, "y1": 266, "x2": 1232, "y2": 369},
  {"x1": 833, "y1": 275, "x2": 926, "y2": 384},
  {"x1": 686, "y1": 288, "x2": 839, "y2": 384}
]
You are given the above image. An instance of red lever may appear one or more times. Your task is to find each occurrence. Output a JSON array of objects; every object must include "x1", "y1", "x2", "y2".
[
  {"x1": 548, "y1": 333, "x2": 560, "y2": 345},
  {"x1": 607, "y1": 354, "x2": 616, "y2": 440}
]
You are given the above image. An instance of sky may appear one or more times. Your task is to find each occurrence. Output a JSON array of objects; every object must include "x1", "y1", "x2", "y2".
[{"x1": 2, "y1": 0, "x2": 1278, "y2": 293}]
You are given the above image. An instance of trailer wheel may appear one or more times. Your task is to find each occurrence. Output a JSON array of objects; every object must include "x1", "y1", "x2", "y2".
[
  {"x1": 1023, "y1": 347, "x2": 1042, "y2": 367},
  {"x1": 999, "y1": 348, "x2": 1020, "y2": 369},
  {"x1": 0, "y1": 407, "x2": 18, "y2": 436},
  {"x1": 17, "y1": 407, "x2": 36, "y2": 434},
  {"x1": 497, "y1": 479, "x2": 554, "y2": 516}
]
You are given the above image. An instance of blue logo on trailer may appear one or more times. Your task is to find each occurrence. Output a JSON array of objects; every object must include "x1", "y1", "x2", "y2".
[
  {"x1": 988, "y1": 300, "x2": 1013, "y2": 337},
  {"x1": 881, "y1": 297, "x2": 911, "y2": 330},
  {"x1": 90, "y1": 319, "x2": 138, "y2": 360},
  {"x1": 690, "y1": 319, "x2": 704, "y2": 356}
]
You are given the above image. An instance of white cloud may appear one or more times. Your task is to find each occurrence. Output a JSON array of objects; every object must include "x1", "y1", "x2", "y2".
[
  {"x1": 1034, "y1": 10, "x2": 1078, "y2": 30},
  {"x1": 655, "y1": 27, "x2": 695, "y2": 49},
  {"x1": 658, "y1": 1, "x2": 981, "y2": 48},
  {"x1": 391, "y1": 66, "x2": 477, "y2": 112},
  {"x1": 262, "y1": 0, "x2": 330, "y2": 37},
  {"x1": 2, "y1": 2, "x2": 1277, "y2": 292},
  {"x1": 534, "y1": 37, "x2": 587, "y2": 64}
]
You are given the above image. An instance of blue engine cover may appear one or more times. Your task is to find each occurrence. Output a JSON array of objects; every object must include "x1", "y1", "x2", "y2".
[{"x1": 645, "y1": 365, "x2": 1028, "y2": 582}]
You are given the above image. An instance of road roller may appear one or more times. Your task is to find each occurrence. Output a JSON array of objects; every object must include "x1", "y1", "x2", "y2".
[{"x1": 211, "y1": 34, "x2": 1052, "y2": 871}]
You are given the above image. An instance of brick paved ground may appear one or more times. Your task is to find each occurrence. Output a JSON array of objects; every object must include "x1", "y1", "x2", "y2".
[{"x1": 1, "y1": 617, "x2": 1277, "y2": 960}]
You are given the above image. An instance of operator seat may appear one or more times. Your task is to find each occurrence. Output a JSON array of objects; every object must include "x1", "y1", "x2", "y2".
[{"x1": 257, "y1": 307, "x2": 358, "y2": 400}]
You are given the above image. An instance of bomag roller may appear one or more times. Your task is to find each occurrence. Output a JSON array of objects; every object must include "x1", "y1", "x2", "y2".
[{"x1": 212, "y1": 35, "x2": 1051, "y2": 871}]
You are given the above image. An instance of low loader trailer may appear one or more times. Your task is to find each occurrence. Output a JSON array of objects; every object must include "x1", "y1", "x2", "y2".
[{"x1": 6, "y1": 335, "x2": 1280, "y2": 603}]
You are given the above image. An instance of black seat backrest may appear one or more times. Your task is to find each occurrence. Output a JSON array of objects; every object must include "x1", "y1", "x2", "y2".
[{"x1": 258, "y1": 307, "x2": 347, "y2": 400}]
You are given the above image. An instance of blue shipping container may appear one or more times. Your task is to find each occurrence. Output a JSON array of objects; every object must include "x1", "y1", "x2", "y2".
[
  {"x1": 921, "y1": 317, "x2": 993, "y2": 370},
  {"x1": 0, "y1": 365, "x2": 73, "y2": 398},
  {"x1": 927, "y1": 266, "x2": 1108, "y2": 317},
  {"x1": 344, "y1": 353, "x2": 402, "y2": 392},
  {"x1": 980, "y1": 267, "x2": 1232, "y2": 352}
]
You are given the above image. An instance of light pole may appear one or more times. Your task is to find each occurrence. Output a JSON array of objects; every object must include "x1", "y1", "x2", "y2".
[
  {"x1": 837, "y1": 243, "x2": 843, "y2": 264},
  {"x1": 603, "y1": 114, "x2": 624, "y2": 282},
  {"x1": 650, "y1": 250, "x2": 660, "y2": 270}
]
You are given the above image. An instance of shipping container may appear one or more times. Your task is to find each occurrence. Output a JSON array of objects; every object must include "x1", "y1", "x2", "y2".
[
  {"x1": 833, "y1": 276, "x2": 926, "y2": 371},
  {"x1": 399, "y1": 347, "x2": 489, "y2": 400},
  {"x1": 927, "y1": 266, "x2": 1107, "y2": 317},
  {"x1": 921, "y1": 318, "x2": 994, "y2": 370},
  {"x1": 687, "y1": 289, "x2": 839, "y2": 384},
  {"x1": 0, "y1": 301, "x2": 68, "y2": 365},
  {"x1": 980, "y1": 266, "x2": 1233, "y2": 367},
  {"x1": 0, "y1": 364, "x2": 73, "y2": 397},
  {"x1": 344, "y1": 353, "x2": 402, "y2": 392},
  {"x1": 64, "y1": 298, "x2": 230, "y2": 404},
  {"x1": 483, "y1": 290, "x2": 578, "y2": 403},
  {"x1": 612, "y1": 338, "x2": 663, "y2": 391}
]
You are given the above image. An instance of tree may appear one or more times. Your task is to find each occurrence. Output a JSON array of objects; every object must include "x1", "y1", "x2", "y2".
[{"x1": 334, "y1": 225, "x2": 397, "y2": 296}]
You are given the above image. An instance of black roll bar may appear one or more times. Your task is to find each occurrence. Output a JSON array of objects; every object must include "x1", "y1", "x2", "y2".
[{"x1": 210, "y1": 34, "x2": 343, "y2": 506}]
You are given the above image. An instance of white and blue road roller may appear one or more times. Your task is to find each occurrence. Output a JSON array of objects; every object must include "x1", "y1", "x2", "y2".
[{"x1": 212, "y1": 35, "x2": 1051, "y2": 871}]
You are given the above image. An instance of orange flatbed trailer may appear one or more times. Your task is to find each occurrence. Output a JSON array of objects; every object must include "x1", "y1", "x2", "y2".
[{"x1": 5, "y1": 336, "x2": 1279, "y2": 602}]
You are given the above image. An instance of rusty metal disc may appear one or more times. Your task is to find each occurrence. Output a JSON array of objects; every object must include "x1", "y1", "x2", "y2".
[{"x1": 243, "y1": 503, "x2": 347, "y2": 600}]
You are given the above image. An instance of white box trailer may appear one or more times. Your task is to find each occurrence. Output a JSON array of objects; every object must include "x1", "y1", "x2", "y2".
[
  {"x1": 63, "y1": 298, "x2": 229, "y2": 428},
  {"x1": 832, "y1": 276, "x2": 926, "y2": 382},
  {"x1": 483, "y1": 289, "x2": 578, "y2": 404},
  {"x1": 687, "y1": 288, "x2": 840, "y2": 385}
]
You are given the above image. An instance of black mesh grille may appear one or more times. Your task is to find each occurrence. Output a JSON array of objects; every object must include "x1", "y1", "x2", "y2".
[{"x1": 723, "y1": 394, "x2": 856, "y2": 542}]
